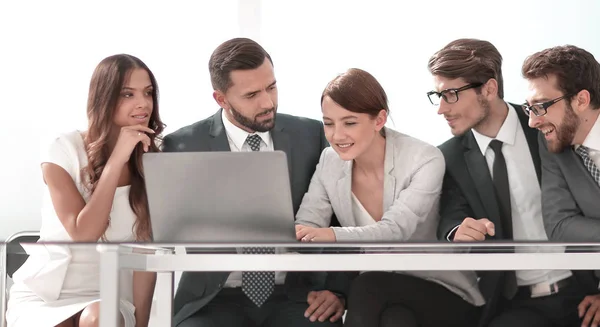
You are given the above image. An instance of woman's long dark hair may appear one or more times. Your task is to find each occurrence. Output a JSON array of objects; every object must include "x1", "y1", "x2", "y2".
[{"x1": 83, "y1": 54, "x2": 165, "y2": 241}]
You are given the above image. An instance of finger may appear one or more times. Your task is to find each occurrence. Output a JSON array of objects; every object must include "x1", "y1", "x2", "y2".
[
  {"x1": 296, "y1": 228, "x2": 310, "y2": 240},
  {"x1": 464, "y1": 226, "x2": 488, "y2": 240},
  {"x1": 295, "y1": 225, "x2": 303, "y2": 233},
  {"x1": 318, "y1": 303, "x2": 336, "y2": 322},
  {"x1": 453, "y1": 231, "x2": 479, "y2": 242},
  {"x1": 143, "y1": 135, "x2": 151, "y2": 152},
  {"x1": 590, "y1": 302, "x2": 600, "y2": 327},
  {"x1": 306, "y1": 291, "x2": 317, "y2": 305},
  {"x1": 580, "y1": 296, "x2": 593, "y2": 318},
  {"x1": 301, "y1": 231, "x2": 316, "y2": 242},
  {"x1": 310, "y1": 296, "x2": 334, "y2": 321},
  {"x1": 330, "y1": 306, "x2": 344, "y2": 322},
  {"x1": 479, "y1": 219, "x2": 496, "y2": 236},
  {"x1": 455, "y1": 227, "x2": 485, "y2": 241},
  {"x1": 592, "y1": 309, "x2": 600, "y2": 327},
  {"x1": 304, "y1": 294, "x2": 326, "y2": 318},
  {"x1": 464, "y1": 219, "x2": 488, "y2": 235},
  {"x1": 485, "y1": 222, "x2": 495, "y2": 236},
  {"x1": 129, "y1": 125, "x2": 155, "y2": 133},
  {"x1": 583, "y1": 302, "x2": 600, "y2": 327},
  {"x1": 317, "y1": 302, "x2": 337, "y2": 322},
  {"x1": 301, "y1": 233, "x2": 315, "y2": 242}
]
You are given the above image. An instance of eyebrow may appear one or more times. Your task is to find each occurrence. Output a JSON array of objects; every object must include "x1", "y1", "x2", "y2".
[
  {"x1": 242, "y1": 80, "x2": 277, "y2": 97},
  {"x1": 323, "y1": 115, "x2": 359, "y2": 120},
  {"x1": 122, "y1": 84, "x2": 153, "y2": 90},
  {"x1": 527, "y1": 97, "x2": 551, "y2": 104}
]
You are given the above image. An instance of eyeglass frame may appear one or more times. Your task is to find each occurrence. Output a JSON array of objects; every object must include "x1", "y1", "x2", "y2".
[
  {"x1": 522, "y1": 93, "x2": 576, "y2": 117},
  {"x1": 426, "y1": 82, "x2": 484, "y2": 106}
]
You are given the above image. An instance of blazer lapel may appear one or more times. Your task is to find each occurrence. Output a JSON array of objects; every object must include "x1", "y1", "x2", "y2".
[
  {"x1": 566, "y1": 148, "x2": 600, "y2": 193},
  {"x1": 462, "y1": 132, "x2": 505, "y2": 237},
  {"x1": 271, "y1": 119, "x2": 293, "y2": 176},
  {"x1": 208, "y1": 109, "x2": 232, "y2": 151},
  {"x1": 336, "y1": 161, "x2": 355, "y2": 226},
  {"x1": 383, "y1": 135, "x2": 396, "y2": 210},
  {"x1": 514, "y1": 104, "x2": 542, "y2": 184}
]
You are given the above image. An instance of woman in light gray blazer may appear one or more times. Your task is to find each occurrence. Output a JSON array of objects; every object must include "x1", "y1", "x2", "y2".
[{"x1": 295, "y1": 68, "x2": 484, "y2": 327}]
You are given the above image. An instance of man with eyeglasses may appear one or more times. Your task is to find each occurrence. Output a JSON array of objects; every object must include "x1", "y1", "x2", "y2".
[
  {"x1": 523, "y1": 44, "x2": 600, "y2": 327},
  {"x1": 428, "y1": 38, "x2": 582, "y2": 327}
]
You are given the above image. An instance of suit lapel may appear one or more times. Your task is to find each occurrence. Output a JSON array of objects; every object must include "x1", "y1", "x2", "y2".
[
  {"x1": 462, "y1": 132, "x2": 505, "y2": 237},
  {"x1": 208, "y1": 109, "x2": 232, "y2": 151},
  {"x1": 271, "y1": 118, "x2": 293, "y2": 176},
  {"x1": 383, "y1": 135, "x2": 396, "y2": 210},
  {"x1": 336, "y1": 161, "x2": 355, "y2": 226},
  {"x1": 565, "y1": 148, "x2": 600, "y2": 193},
  {"x1": 514, "y1": 104, "x2": 542, "y2": 184}
]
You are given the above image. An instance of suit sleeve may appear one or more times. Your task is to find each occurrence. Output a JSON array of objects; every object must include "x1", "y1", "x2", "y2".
[
  {"x1": 160, "y1": 134, "x2": 175, "y2": 153},
  {"x1": 295, "y1": 148, "x2": 333, "y2": 228},
  {"x1": 540, "y1": 133, "x2": 600, "y2": 241},
  {"x1": 437, "y1": 168, "x2": 474, "y2": 240},
  {"x1": 332, "y1": 146, "x2": 445, "y2": 241}
]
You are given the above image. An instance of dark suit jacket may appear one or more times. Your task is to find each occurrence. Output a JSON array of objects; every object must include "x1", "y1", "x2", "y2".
[
  {"x1": 539, "y1": 129, "x2": 600, "y2": 293},
  {"x1": 162, "y1": 109, "x2": 352, "y2": 326},
  {"x1": 436, "y1": 103, "x2": 541, "y2": 325}
]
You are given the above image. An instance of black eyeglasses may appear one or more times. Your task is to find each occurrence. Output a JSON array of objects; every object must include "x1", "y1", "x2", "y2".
[
  {"x1": 522, "y1": 94, "x2": 575, "y2": 117},
  {"x1": 427, "y1": 82, "x2": 483, "y2": 106}
]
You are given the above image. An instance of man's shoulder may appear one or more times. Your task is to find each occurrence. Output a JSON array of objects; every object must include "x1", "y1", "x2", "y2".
[
  {"x1": 164, "y1": 116, "x2": 214, "y2": 141},
  {"x1": 438, "y1": 135, "x2": 465, "y2": 156}
]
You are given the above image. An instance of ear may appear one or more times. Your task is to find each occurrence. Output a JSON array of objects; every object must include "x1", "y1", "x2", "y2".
[
  {"x1": 213, "y1": 90, "x2": 229, "y2": 109},
  {"x1": 482, "y1": 78, "x2": 498, "y2": 99},
  {"x1": 573, "y1": 89, "x2": 591, "y2": 113},
  {"x1": 375, "y1": 109, "x2": 388, "y2": 131}
]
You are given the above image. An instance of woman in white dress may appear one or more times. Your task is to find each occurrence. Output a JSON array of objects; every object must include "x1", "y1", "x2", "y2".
[
  {"x1": 6, "y1": 54, "x2": 165, "y2": 327},
  {"x1": 294, "y1": 68, "x2": 484, "y2": 327}
]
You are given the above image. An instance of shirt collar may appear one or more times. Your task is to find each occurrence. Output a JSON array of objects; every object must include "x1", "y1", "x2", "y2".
[
  {"x1": 221, "y1": 109, "x2": 272, "y2": 150},
  {"x1": 580, "y1": 113, "x2": 600, "y2": 152},
  {"x1": 472, "y1": 102, "x2": 518, "y2": 155}
]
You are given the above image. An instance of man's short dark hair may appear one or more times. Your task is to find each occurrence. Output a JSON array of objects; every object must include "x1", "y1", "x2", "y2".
[{"x1": 209, "y1": 38, "x2": 273, "y2": 92}]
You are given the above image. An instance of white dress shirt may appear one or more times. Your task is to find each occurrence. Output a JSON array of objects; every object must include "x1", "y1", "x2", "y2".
[
  {"x1": 577, "y1": 113, "x2": 600, "y2": 172},
  {"x1": 471, "y1": 103, "x2": 572, "y2": 286},
  {"x1": 221, "y1": 110, "x2": 286, "y2": 287}
]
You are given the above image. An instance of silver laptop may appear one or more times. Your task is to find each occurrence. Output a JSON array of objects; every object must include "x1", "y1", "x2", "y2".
[{"x1": 143, "y1": 151, "x2": 297, "y2": 243}]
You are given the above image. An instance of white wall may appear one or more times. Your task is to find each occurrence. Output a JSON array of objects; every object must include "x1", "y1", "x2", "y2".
[{"x1": 1, "y1": 0, "x2": 600, "y2": 238}]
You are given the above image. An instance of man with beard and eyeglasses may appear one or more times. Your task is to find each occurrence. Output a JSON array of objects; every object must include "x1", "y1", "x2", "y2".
[
  {"x1": 523, "y1": 44, "x2": 600, "y2": 327},
  {"x1": 429, "y1": 38, "x2": 585, "y2": 327},
  {"x1": 162, "y1": 38, "x2": 350, "y2": 327}
]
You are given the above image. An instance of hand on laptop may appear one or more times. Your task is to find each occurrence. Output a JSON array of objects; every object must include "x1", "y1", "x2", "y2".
[
  {"x1": 305, "y1": 290, "x2": 345, "y2": 322},
  {"x1": 453, "y1": 217, "x2": 495, "y2": 242},
  {"x1": 295, "y1": 225, "x2": 336, "y2": 242},
  {"x1": 579, "y1": 294, "x2": 600, "y2": 327}
]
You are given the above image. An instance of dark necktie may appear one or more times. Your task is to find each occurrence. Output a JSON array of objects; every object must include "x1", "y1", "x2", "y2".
[
  {"x1": 489, "y1": 140, "x2": 513, "y2": 239},
  {"x1": 241, "y1": 134, "x2": 275, "y2": 307},
  {"x1": 575, "y1": 145, "x2": 600, "y2": 186},
  {"x1": 489, "y1": 139, "x2": 517, "y2": 298}
]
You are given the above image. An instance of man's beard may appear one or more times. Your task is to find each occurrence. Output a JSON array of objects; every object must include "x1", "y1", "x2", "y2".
[
  {"x1": 230, "y1": 105, "x2": 277, "y2": 132},
  {"x1": 546, "y1": 102, "x2": 579, "y2": 153},
  {"x1": 468, "y1": 96, "x2": 492, "y2": 134}
]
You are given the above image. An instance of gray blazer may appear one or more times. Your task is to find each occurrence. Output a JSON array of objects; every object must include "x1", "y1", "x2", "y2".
[
  {"x1": 540, "y1": 132, "x2": 600, "y2": 242},
  {"x1": 296, "y1": 128, "x2": 485, "y2": 306},
  {"x1": 539, "y1": 133, "x2": 600, "y2": 293},
  {"x1": 162, "y1": 109, "x2": 353, "y2": 326}
]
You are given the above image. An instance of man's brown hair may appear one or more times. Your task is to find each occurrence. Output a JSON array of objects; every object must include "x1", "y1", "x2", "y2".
[
  {"x1": 209, "y1": 38, "x2": 273, "y2": 92},
  {"x1": 522, "y1": 45, "x2": 600, "y2": 109},
  {"x1": 428, "y1": 38, "x2": 504, "y2": 99}
]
